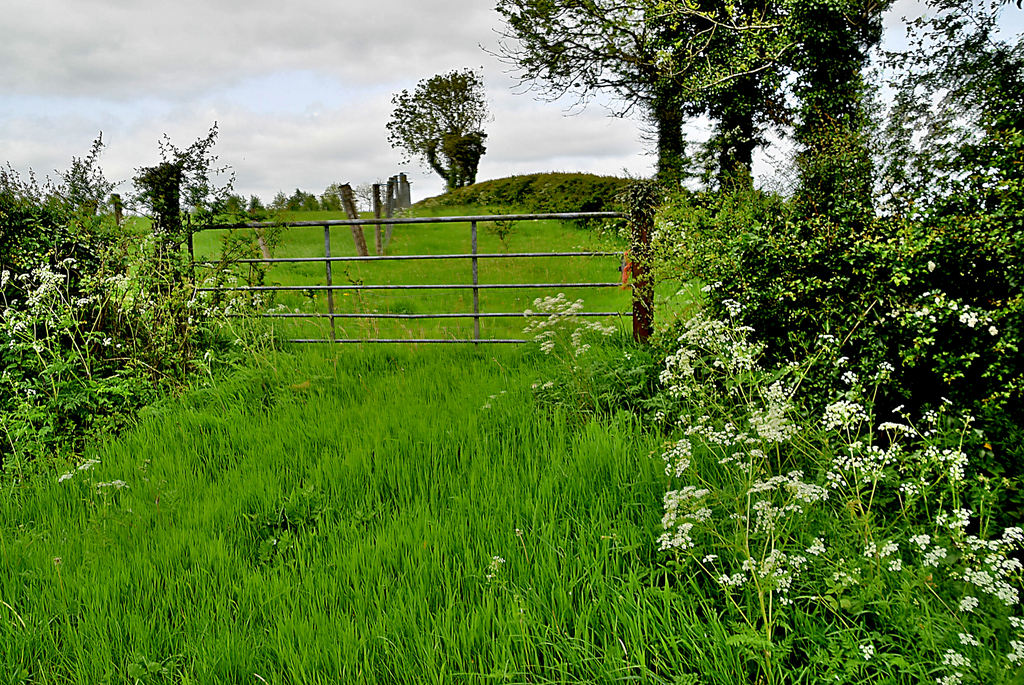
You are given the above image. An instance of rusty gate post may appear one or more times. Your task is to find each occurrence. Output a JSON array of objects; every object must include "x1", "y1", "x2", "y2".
[
  {"x1": 624, "y1": 180, "x2": 660, "y2": 344},
  {"x1": 631, "y1": 215, "x2": 654, "y2": 343}
]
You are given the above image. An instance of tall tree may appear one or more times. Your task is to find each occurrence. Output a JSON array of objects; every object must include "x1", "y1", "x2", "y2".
[
  {"x1": 386, "y1": 69, "x2": 490, "y2": 191},
  {"x1": 788, "y1": 0, "x2": 891, "y2": 222},
  {"x1": 495, "y1": 0, "x2": 788, "y2": 188}
]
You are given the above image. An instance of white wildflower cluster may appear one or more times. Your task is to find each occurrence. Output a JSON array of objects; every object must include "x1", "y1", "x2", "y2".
[
  {"x1": 749, "y1": 471, "x2": 830, "y2": 504},
  {"x1": 659, "y1": 345, "x2": 697, "y2": 398},
  {"x1": 897, "y1": 290, "x2": 999, "y2": 337},
  {"x1": 485, "y1": 555, "x2": 505, "y2": 581},
  {"x1": 659, "y1": 313, "x2": 764, "y2": 400},
  {"x1": 826, "y1": 442, "x2": 898, "y2": 488},
  {"x1": 749, "y1": 381, "x2": 800, "y2": 443},
  {"x1": 56, "y1": 458, "x2": 100, "y2": 484},
  {"x1": 659, "y1": 486, "x2": 711, "y2": 551},
  {"x1": 877, "y1": 420, "x2": 916, "y2": 437},
  {"x1": 873, "y1": 361, "x2": 895, "y2": 382},
  {"x1": 652, "y1": 312, "x2": 1024, "y2": 680},
  {"x1": 922, "y1": 445, "x2": 969, "y2": 482},
  {"x1": 742, "y1": 473, "x2": 831, "y2": 535},
  {"x1": 662, "y1": 437, "x2": 692, "y2": 477},
  {"x1": 910, "y1": 534, "x2": 931, "y2": 550},
  {"x1": 722, "y1": 549, "x2": 809, "y2": 606},
  {"x1": 684, "y1": 418, "x2": 755, "y2": 451},
  {"x1": 863, "y1": 540, "x2": 900, "y2": 560},
  {"x1": 806, "y1": 538, "x2": 826, "y2": 556},
  {"x1": 864, "y1": 540, "x2": 905, "y2": 571},
  {"x1": 962, "y1": 565, "x2": 1020, "y2": 607},
  {"x1": 959, "y1": 596, "x2": 979, "y2": 612},
  {"x1": 923, "y1": 545, "x2": 949, "y2": 568},
  {"x1": 942, "y1": 649, "x2": 970, "y2": 670},
  {"x1": 936, "y1": 508, "x2": 972, "y2": 534},
  {"x1": 822, "y1": 399, "x2": 869, "y2": 431},
  {"x1": 2, "y1": 263, "x2": 91, "y2": 353},
  {"x1": 958, "y1": 632, "x2": 979, "y2": 647},
  {"x1": 522, "y1": 293, "x2": 615, "y2": 358}
]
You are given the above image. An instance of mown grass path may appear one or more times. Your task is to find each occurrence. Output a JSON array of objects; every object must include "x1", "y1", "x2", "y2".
[{"x1": 0, "y1": 346, "x2": 727, "y2": 684}]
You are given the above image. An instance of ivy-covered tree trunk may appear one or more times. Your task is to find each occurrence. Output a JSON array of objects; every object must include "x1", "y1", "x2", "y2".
[
  {"x1": 715, "y1": 74, "x2": 759, "y2": 190},
  {"x1": 425, "y1": 144, "x2": 452, "y2": 190},
  {"x1": 791, "y1": 0, "x2": 886, "y2": 224},
  {"x1": 443, "y1": 132, "x2": 487, "y2": 190},
  {"x1": 652, "y1": 89, "x2": 687, "y2": 188}
]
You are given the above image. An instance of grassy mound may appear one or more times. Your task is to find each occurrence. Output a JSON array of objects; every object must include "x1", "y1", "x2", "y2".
[{"x1": 416, "y1": 173, "x2": 631, "y2": 215}]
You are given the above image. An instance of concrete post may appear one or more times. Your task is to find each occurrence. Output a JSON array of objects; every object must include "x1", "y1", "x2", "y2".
[{"x1": 398, "y1": 173, "x2": 411, "y2": 209}]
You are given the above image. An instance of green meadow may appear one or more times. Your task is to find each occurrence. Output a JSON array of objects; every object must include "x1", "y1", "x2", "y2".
[{"x1": 1, "y1": 209, "x2": 713, "y2": 684}]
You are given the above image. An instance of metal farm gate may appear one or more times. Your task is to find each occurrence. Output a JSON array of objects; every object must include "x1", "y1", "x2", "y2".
[{"x1": 191, "y1": 212, "x2": 650, "y2": 344}]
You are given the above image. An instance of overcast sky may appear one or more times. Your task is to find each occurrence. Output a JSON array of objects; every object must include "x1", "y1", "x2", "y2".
[{"x1": 1, "y1": 1, "x2": 1021, "y2": 204}]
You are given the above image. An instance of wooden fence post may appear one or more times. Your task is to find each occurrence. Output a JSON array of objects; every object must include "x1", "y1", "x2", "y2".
[
  {"x1": 111, "y1": 193, "x2": 123, "y2": 228},
  {"x1": 373, "y1": 183, "x2": 384, "y2": 254},
  {"x1": 339, "y1": 184, "x2": 369, "y2": 257}
]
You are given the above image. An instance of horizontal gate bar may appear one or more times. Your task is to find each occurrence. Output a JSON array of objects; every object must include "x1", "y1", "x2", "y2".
[
  {"x1": 256, "y1": 311, "x2": 632, "y2": 319},
  {"x1": 194, "y1": 251, "x2": 624, "y2": 266},
  {"x1": 287, "y1": 338, "x2": 530, "y2": 344},
  {"x1": 199, "y1": 211, "x2": 622, "y2": 231},
  {"x1": 199, "y1": 282, "x2": 621, "y2": 292},
  {"x1": 197, "y1": 211, "x2": 630, "y2": 344}
]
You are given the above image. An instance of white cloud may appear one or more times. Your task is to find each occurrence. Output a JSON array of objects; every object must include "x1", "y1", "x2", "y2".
[
  {"x1": 0, "y1": 0, "x2": 655, "y2": 203},
  {"x1": 0, "y1": 0, "x2": 498, "y2": 99}
]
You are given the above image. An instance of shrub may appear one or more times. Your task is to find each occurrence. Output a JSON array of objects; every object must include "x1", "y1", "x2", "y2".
[
  {"x1": 651, "y1": 189, "x2": 1023, "y2": 498},
  {"x1": 1, "y1": 135, "x2": 269, "y2": 478}
]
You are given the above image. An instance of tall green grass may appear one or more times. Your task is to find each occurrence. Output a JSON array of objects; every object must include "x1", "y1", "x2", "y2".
[{"x1": 0, "y1": 345, "x2": 729, "y2": 684}]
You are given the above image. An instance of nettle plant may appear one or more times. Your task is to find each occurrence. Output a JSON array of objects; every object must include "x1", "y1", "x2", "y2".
[{"x1": 656, "y1": 305, "x2": 1024, "y2": 684}]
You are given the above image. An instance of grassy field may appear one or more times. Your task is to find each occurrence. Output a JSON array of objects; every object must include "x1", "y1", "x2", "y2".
[
  {"x1": 191, "y1": 207, "x2": 635, "y2": 343},
  {"x1": 0, "y1": 344, "x2": 730, "y2": 684}
]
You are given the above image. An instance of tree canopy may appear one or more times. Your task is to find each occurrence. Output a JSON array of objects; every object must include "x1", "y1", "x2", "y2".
[
  {"x1": 386, "y1": 69, "x2": 490, "y2": 191},
  {"x1": 494, "y1": 0, "x2": 791, "y2": 187}
]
